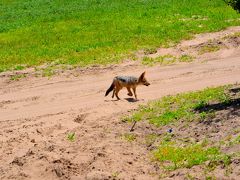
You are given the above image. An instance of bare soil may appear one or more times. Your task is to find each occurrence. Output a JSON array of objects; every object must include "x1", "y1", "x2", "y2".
[{"x1": 0, "y1": 27, "x2": 240, "y2": 180}]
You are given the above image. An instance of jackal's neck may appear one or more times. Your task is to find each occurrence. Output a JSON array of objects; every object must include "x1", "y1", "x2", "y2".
[{"x1": 137, "y1": 78, "x2": 142, "y2": 85}]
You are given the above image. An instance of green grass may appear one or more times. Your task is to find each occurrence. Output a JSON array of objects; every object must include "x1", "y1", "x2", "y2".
[
  {"x1": 126, "y1": 86, "x2": 231, "y2": 126},
  {"x1": 153, "y1": 141, "x2": 230, "y2": 170},
  {"x1": 1, "y1": 0, "x2": 240, "y2": 72}
]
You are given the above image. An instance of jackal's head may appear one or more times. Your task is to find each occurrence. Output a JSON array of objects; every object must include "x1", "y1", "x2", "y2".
[{"x1": 138, "y1": 71, "x2": 150, "y2": 86}]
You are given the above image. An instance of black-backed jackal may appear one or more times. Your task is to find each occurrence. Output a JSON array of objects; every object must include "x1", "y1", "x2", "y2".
[{"x1": 105, "y1": 72, "x2": 150, "y2": 100}]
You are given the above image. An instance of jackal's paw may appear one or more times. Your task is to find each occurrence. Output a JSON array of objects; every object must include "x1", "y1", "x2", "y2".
[{"x1": 127, "y1": 93, "x2": 133, "y2": 96}]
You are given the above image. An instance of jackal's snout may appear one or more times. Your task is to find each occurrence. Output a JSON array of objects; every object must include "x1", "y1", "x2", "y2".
[{"x1": 144, "y1": 82, "x2": 150, "y2": 86}]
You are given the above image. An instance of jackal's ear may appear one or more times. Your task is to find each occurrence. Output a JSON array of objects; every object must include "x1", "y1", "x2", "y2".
[{"x1": 139, "y1": 71, "x2": 146, "y2": 79}]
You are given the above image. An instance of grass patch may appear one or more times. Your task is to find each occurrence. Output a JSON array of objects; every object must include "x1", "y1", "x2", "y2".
[
  {"x1": 153, "y1": 141, "x2": 230, "y2": 170},
  {"x1": 0, "y1": 0, "x2": 240, "y2": 71},
  {"x1": 142, "y1": 54, "x2": 194, "y2": 66},
  {"x1": 126, "y1": 85, "x2": 231, "y2": 126},
  {"x1": 142, "y1": 54, "x2": 177, "y2": 66},
  {"x1": 35, "y1": 61, "x2": 70, "y2": 77}
]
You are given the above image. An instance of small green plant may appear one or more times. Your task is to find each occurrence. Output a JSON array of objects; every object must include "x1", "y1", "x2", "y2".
[
  {"x1": 122, "y1": 133, "x2": 136, "y2": 142},
  {"x1": 205, "y1": 176, "x2": 217, "y2": 180},
  {"x1": 10, "y1": 74, "x2": 26, "y2": 81},
  {"x1": 179, "y1": 55, "x2": 193, "y2": 62},
  {"x1": 112, "y1": 171, "x2": 120, "y2": 178},
  {"x1": 67, "y1": 132, "x2": 76, "y2": 142}
]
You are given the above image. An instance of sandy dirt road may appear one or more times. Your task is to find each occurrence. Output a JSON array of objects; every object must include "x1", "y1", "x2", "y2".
[{"x1": 0, "y1": 28, "x2": 240, "y2": 179}]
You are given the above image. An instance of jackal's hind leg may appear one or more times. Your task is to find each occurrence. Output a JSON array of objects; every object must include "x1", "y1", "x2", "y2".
[
  {"x1": 115, "y1": 89, "x2": 121, "y2": 100},
  {"x1": 127, "y1": 87, "x2": 133, "y2": 96},
  {"x1": 112, "y1": 89, "x2": 115, "y2": 98}
]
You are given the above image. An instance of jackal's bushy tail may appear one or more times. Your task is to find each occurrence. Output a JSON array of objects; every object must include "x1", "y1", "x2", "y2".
[{"x1": 105, "y1": 81, "x2": 115, "y2": 96}]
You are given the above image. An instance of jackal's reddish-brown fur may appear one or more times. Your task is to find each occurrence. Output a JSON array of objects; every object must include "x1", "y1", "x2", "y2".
[{"x1": 105, "y1": 71, "x2": 150, "y2": 100}]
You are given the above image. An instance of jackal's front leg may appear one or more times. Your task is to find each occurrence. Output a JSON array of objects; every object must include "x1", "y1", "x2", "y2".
[
  {"x1": 133, "y1": 87, "x2": 137, "y2": 100},
  {"x1": 127, "y1": 87, "x2": 133, "y2": 96}
]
